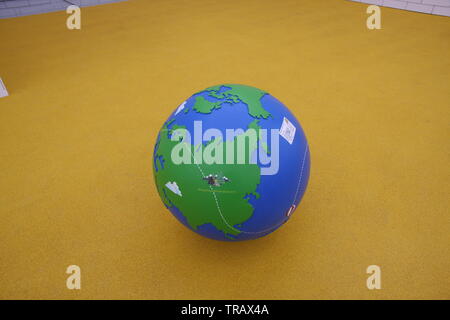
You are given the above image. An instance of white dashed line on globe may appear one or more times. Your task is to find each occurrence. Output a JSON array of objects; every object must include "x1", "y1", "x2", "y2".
[{"x1": 189, "y1": 143, "x2": 309, "y2": 236}]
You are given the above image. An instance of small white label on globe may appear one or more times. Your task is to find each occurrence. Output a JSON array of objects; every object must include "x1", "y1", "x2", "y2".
[
  {"x1": 279, "y1": 117, "x2": 296, "y2": 144},
  {"x1": 165, "y1": 181, "x2": 182, "y2": 196},
  {"x1": 0, "y1": 78, "x2": 8, "y2": 98},
  {"x1": 174, "y1": 101, "x2": 186, "y2": 115}
]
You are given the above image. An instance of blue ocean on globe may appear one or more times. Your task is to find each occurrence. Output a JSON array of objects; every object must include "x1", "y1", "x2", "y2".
[{"x1": 153, "y1": 84, "x2": 310, "y2": 241}]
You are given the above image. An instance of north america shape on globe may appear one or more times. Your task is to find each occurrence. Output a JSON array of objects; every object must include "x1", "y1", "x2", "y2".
[{"x1": 153, "y1": 84, "x2": 310, "y2": 241}]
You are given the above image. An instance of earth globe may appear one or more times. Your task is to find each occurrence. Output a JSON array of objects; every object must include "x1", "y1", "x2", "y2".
[{"x1": 153, "y1": 84, "x2": 310, "y2": 241}]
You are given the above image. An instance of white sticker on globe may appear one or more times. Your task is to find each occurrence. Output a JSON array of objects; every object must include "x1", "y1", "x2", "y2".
[
  {"x1": 165, "y1": 181, "x2": 182, "y2": 196},
  {"x1": 279, "y1": 117, "x2": 296, "y2": 144},
  {"x1": 174, "y1": 101, "x2": 186, "y2": 115},
  {"x1": 0, "y1": 78, "x2": 8, "y2": 98}
]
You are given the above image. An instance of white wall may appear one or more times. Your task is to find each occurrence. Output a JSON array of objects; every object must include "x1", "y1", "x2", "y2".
[
  {"x1": 0, "y1": 0, "x2": 127, "y2": 19},
  {"x1": 2, "y1": 0, "x2": 449, "y2": 19},
  {"x1": 349, "y1": 0, "x2": 450, "y2": 16}
]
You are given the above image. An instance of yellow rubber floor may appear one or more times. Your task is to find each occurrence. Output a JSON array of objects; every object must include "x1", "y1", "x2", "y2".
[{"x1": 0, "y1": 0, "x2": 449, "y2": 299}]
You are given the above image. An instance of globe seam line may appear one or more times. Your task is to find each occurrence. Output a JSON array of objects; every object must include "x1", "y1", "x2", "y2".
[
  {"x1": 187, "y1": 142, "x2": 308, "y2": 236},
  {"x1": 190, "y1": 150, "x2": 278, "y2": 235},
  {"x1": 293, "y1": 144, "x2": 309, "y2": 205},
  {"x1": 235, "y1": 143, "x2": 309, "y2": 234},
  {"x1": 189, "y1": 150, "x2": 241, "y2": 234}
]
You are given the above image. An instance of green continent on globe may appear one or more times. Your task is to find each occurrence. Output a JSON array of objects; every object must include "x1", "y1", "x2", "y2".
[
  {"x1": 153, "y1": 121, "x2": 266, "y2": 239},
  {"x1": 153, "y1": 84, "x2": 273, "y2": 239},
  {"x1": 193, "y1": 84, "x2": 271, "y2": 119}
]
